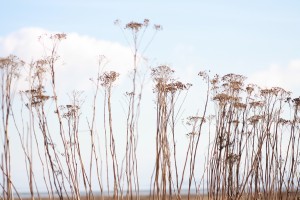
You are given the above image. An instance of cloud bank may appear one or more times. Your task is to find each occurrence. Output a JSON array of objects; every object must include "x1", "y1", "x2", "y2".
[
  {"x1": 0, "y1": 27, "x2": 134, "y2": 94},
  {"x1": 248, "y1": 60, "x2": 300, "y2": 94}
]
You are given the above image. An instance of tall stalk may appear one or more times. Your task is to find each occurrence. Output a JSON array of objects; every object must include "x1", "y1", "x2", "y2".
[
  {"x1": 0, "y1": 55, "x2": 23, "y2": 200},
  {"x1": 100, "y1": 71, "x2": 120, "y2": 199}
]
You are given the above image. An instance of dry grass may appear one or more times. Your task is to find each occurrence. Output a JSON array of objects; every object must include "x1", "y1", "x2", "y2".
[{"x1": 1, "y1": 20, "x2": 300, "y2": 200}]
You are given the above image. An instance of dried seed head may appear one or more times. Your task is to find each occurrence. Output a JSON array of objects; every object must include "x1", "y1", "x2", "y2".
[
  {"x1": 248, "y1": 115, "x2": 263, "y2": 124},
  {"x1": 23, "y1": 85, "x2": 52, "y2": 107},
  {"x1": 60, "y1": 104, "x2": 80, "y2": 119},
  {"x1": 125, "y1": 91, "x2": 135, "y2": 96},
  {"x1": 210, "y1": 74, "x2": 220, "y2": 88},
  {"x1": 292, "y1": 97, "x2": 300, "y2": 108},
  {"x1": 213, "y1": 93, "x2": 239, "y2": 104},
  {"x1": 233, "y1": 102, "x2": 247, "y2": 109},
  {"x1": 154, "y1": 24, "x2": 162, "y2": 31},
  {"x1": 0, "y1": 55, "x2": 24, "y2": 78},
  {"x1": 151, "y1": 66, "x2": 190, "y2": 93},
  {"x1": 278, "y1": 118, "x2": 291, "y2": 125},
  {"x1": 229, "y1": 80, "x2": 243, "y2": 91},
  {"x1": 246, "y1": 84, "x2": 255, "y2": 95},
  {"x1": 198, "y1": 71, "x2": 207, "y2": 77},
  {"x1": 222, "y1": 73, "x2": 246, "y2": 83},
  {"x1": 100, "y1": 71, "x2": 119, "y2": 87},
  {"x1": 186, "y1": 116, "x2": 205, "y2": 126},
  {"x1": 151, "y1": 65, "x2": 174, "y2": 83},
  {"x1": 0, "y1": 58, "x2": 12, "y2": 66},
  {"x1": 249, "y1": 100, "x2": 265, "y2": 108},
  {"x1": 144, "y1": 19, "x2": 150, "y2": 26},
  {"x1": 36, "y1": 59, "x2": 47, "y2": 66},
  {"x1": 164, "y1": 81, "x2": 191, "y2": 93},
  {"x1": 125, "y1": 21, "x2": 143, "y2": 31},
  {"x1": 260, "y1": 87, "x2": 285, "y2": 97},
  {"x1": 50, "y1": 33, "x2": 67, "y2": 41}
]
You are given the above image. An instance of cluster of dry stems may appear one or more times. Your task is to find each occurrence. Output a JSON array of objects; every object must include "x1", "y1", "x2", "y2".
[{"x1": 1, "y1": 20, "x2": 300, "y2": 200}]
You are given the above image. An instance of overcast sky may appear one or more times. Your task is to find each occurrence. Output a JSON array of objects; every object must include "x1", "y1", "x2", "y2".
[{"x1": 1, "y1": 0, "x2": 300, "y2": 193}]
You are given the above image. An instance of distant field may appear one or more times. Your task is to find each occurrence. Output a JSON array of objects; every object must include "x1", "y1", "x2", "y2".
[{"x1": 21, "y1": 192, "x2": 300, "y2": 200}]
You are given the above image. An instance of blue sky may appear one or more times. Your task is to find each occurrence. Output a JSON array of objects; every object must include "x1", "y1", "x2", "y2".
[
  {"x1": 2, "y1": 0, "x2": 300, "y2": 81},
  {"x1": 2, "y1": 0, "x2": 300, "y2": 192}
]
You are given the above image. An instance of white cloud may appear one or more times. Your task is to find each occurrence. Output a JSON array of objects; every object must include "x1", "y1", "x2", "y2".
[
  {"x1": 0, "y1": 27, "x2": 134, "y2": 94},
  {"x1": 248, "y1": 60, "x2": 300, "y2": 94}
]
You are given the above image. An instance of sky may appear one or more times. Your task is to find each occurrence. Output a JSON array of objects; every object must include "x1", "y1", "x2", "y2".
[
  {"x1": 1, "y1": 1, "x2": 300, "y2": 90},
  {"x1": 1, "y1": 0, "x2": 300, "y2": 193}
]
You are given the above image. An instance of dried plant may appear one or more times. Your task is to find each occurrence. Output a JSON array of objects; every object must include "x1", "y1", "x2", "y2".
[
  {"x1": 1, "y1": 21, "x2": 300, "y2": 200},
  {"x1": 0, "y1": 55, "x2": 24, "y2": 200},
  {"x1": 150, "y1": 65, "x2": 193, "y2": 200},
  {"x1": 100, "y1": 70, "x2": 121, "y2": 199}
]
